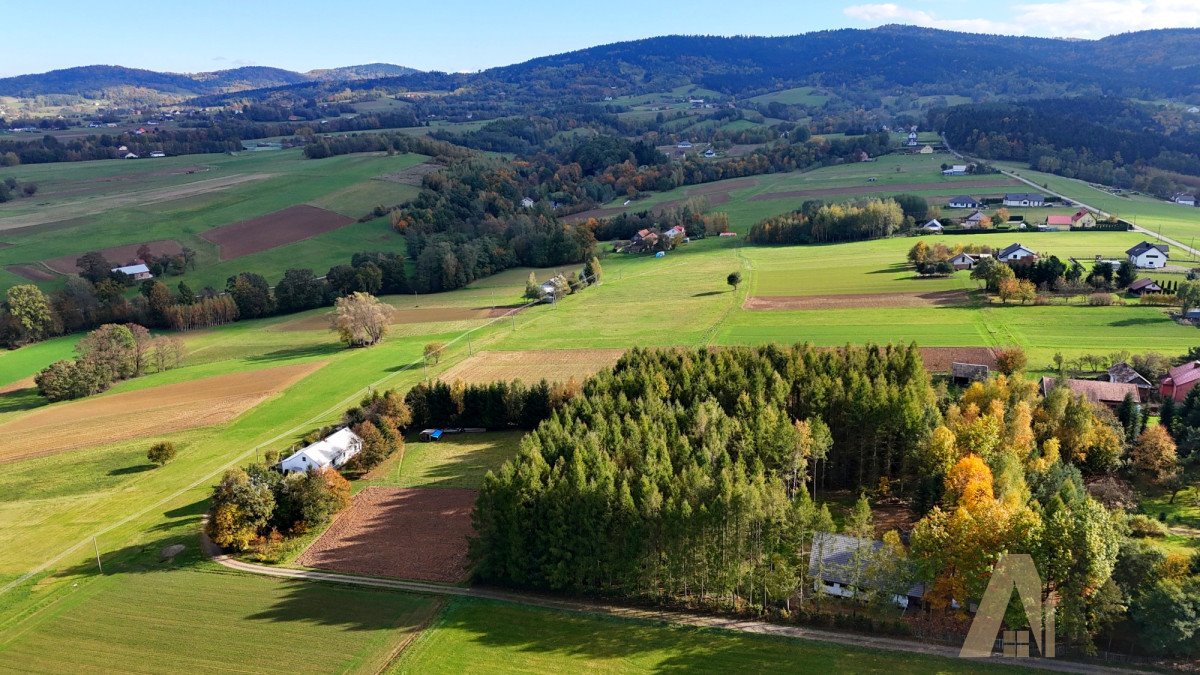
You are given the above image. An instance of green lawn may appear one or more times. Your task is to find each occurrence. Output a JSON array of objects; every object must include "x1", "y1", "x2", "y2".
[
  {"x1": 748, "y1": 87, "x2": 831, "y2": 107},
  {"x1": 363, "y1": 432, "x2": 525, "y2": 490},
  {"x1": 391, "y1": 598, "x2": 1022, "y2": 674}
]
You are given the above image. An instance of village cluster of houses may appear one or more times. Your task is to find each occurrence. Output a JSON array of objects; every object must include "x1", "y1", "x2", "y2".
[
  {"x1": 943, "y1": 240, "x2": 1169, "y2": 273},
  {"x1": 935, "y1": 193, "x2": 1110, "y2": 232},
  {"x1": 619, "y1": 225, "x2": 688, "y2": 254}
]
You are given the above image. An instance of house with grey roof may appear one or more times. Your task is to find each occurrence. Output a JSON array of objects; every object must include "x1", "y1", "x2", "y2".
[
  {"x1": 808, "y1": 532, "x2": 924, "y2": 609},
  {"x1": 1003, "y1": 193, "x2": 1045, "y2": 207},
  {"x1": 1126, "y1": 242, "x2": 1169, "y2": 269}
]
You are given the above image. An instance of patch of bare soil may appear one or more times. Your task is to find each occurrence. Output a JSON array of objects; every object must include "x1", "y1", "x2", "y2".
[
  {"x1": 6, "y1": 264, "x2": 58, "y2": 281},
  {"x1": 296, "y1": 487, "x2": 476, "y2": 583},
  {"x1": 199, "y1": 205, "x2": 354, "y2": 260},
  {"x1": 743, "y1": 290, "x2": 971, "y2": 310},
  {"x1": 437, "y1": 348, "x2": 625, "y2": 385},
  {"x1": 917, "y1": 347, "x2": 998, "y2": 373}
]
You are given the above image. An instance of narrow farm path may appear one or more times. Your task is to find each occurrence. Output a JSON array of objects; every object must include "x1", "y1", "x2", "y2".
[{"x1": 200, "y1": 531, "x2": 1130, "y2": 675}]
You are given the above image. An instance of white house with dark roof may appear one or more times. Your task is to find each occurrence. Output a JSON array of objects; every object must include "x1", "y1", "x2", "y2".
[
  {"x1": 997, "y1": 243, "x2": 1037, "y2": 262},
  {"x1": 1126, "y1": 241, "x2": 1169, "y2": 269},
  {"x1": 1003, "y1": 193, "x2": 1045, "y2": 207},
  {"x1": 279, "y1": 427, "x2": 362, "y2": 475},
  {"x1": 947, "y1": 196, "x2": 980, "y2": 209}
]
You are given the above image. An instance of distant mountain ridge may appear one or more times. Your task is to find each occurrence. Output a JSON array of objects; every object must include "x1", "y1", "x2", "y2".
[{"x1": 0, "y1": 63, "x2": 420, "y2": 98}]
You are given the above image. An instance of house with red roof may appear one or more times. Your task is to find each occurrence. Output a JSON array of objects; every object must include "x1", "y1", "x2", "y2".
[
  {"x1": 1045, "y1": 215, "x2": 1073, "y2": 229},
  {"x1": 1161, "y1": 361, "x2": 1200, "y2": 402},
  {"x1": 1071, "y1": 209, "x2": 1097, "y2": 228}
]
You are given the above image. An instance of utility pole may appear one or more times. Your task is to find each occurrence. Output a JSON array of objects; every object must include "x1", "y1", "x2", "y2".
[
  {"x1": 467, "y1": 333, "x2": 473, "y2": 355},
  {"x1": 511, "y1": 311, "x2": 517, "y2": 331},
  {"x1": 93, "y1": 536, "x2": 103, "y2": 574}
]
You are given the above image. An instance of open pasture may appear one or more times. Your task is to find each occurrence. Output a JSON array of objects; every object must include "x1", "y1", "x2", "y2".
[
  {"x1": 744, "y1": 289, "x2": 970, "y2": 310},
  {"x1": 199, "y1": 204, "x2": 355, "y2": 260},
  {"x1": 365, "y1": 431, "x2": 525, "y2": 491},
  {"x1": 437, "y1": 349, "x2": 625, "y2": 386},
  {"x1": 390, "y1": 598, "x2": 1020, "y2": 674},
  {"x1": 296, "y1": 486, "x2": 476, "y2": 583},
  {"x1": 0, "y1": 361, "x2": 325, "y2": 461}
]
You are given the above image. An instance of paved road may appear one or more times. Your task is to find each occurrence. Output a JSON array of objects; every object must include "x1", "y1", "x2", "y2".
[
  {"x1": 942, "y1": 135, "x2": 1200, "y2": 260},
  {"x1": 201, "y1": 532, "x2": 1134, "y2": 673}
]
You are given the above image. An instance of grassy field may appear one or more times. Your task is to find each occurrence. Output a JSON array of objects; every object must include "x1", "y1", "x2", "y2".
[
  {"x1": 748, "y1": 87, "x2": 830, "y2": 107},
  {"x1": 0, "y1": 149, "x2": 427, "y2": 293},
  {"x1": 363, "y1": 431, "x2": 525, "y2": 490},
  {"x1": 995, "y1": 162, "x2": 1200, "y2": 245},
  {"x1": 2, "y1": 149, "x2": 1198, "y2": 670},
  {"x1": 391, "y1": 598, "x2": 1022, "y2": 674}
]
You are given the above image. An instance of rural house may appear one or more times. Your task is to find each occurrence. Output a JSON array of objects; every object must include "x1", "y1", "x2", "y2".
[
  {"x1": 947, "y1": 196, "x2": 980, "y2": 209},
  {"x1": 962, "y1": 210, "x2": 989, "y2": 229},
  {"x1": 111, "y1": 263, "x2": 152, "y2": 280},
  {"x1": 1045, "y1": 215, "x2": 1074, "y2": 229},
  {"x1": 1070, "y1": 209, "x2": 1097, "y2": 228},
  {"x1": 1161, "y1": 361, "x2": 1200, "y2": 402},
  {"x1": 1003, "y1": 193, "x2": 1045, "y2": 207},
  {"x1": 1172, "y1": 193, "x2": 1196, "y2": 206},
  {"x1": 809, "y1": 533, "x2": 924, "y2": 609},
  {"x1": 520, "y1": 197, "x2": 535, "y2": 208},
  {"x1": 1099, "y1": 362, "x2": 1154, "y2": 397},
  {"x1": 997, "y1": 243, "x2": 1037, "y2": 262},
  {"x1": 921, "y1": 219, "x2": 943, "y2": 233},
  {"x1": 1040, "y1": 377, "x2": 1141, "y2": 409},
  {"x1": 949, "y1": 252, "x2": 978, "y2": 270},
  {"x1": 952, "y1": 362, "x2": 990, "y2": 384},
  {"x1": 918, "y1": 144, "x2": 934, "y2": 154},
  {"x1": 1126, "y1": 242, "x2": 1169, "y2": 269},
  {"x1": 279, "y1": 427, "x2": 363, "y2": 475},
  {"x1": 1127, "y1": 278, "x2": 1163, "y2": 296}
]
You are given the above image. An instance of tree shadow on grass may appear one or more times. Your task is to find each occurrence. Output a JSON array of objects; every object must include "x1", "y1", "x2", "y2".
[
  {"x1": 868, "y1": 263, "x2": 912, "y2": 274},
  {"x1": 0, "y1": 388, "x2": 46, "y2": 414},
  {"x1": 424, "y1": 597, "x2": 857, "y2": 672},
  {"x1": 245, "y1": 342, "x2": 342, "y2": 363},
  {"x1": 1108, "y1": 317, "x2": 1166, "y2": 327},
  {"x1": 108, "y1": 464, "x2": 155, "y2": 476},
  {"x1": 692, "y1": 291, "x2": 725, "y2": 297}
]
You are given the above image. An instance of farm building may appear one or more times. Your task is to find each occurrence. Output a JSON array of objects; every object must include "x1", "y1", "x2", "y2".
[
  {"x1": 809, "y1": 533, "x2": 925, "y2": 609},
  {"x1": 1046, "y1": 215, "x2": 1074, "y2": 229},
  {"x1": 947, "y1": 196, "x2": 980, "y2": 209},
  {"x1": 1040, "y1": 377, "x2": 1141, "y2": 409},
  {"x1": 921, "y1": 219, "x2": 943, "y2": 233},
  {"x1": 1173, "y1": 193, "x2": 1196, "y2": 206},
  {"x1": 1099, "y1": 363, "x2": 1154, "y2": 398},
  {"x1": 703, "y1": 148, "x2": 717, "y2": 158},
  {"x1": 952, "y1": 362, "x2": 990, "y2": 384},
  {"x1": 942, "y1": 165, "x2": 969, "y2": 176},
  {"x1": 918, "y1": 144, "x2": 934, "y2": 154},
  {"x1": 1003, "y1": 193, "x2": 1045, "y2": 207},
  {"x1": 997, "y1": 243, "x2": 1037, "y2": 262},
  {"x1": 520, "y1": 197, "x2": 535, "y2": 208},
  {"x1": 677, "y1": 140, "x2": 692, "y2": 149},
  {"x1": 1127, "y1": 278, "x2": 1163, "y2": 296},
  {"x1": 1161, "y1": 361, "x2": 1200, "y2": 402},
  {"x1": 1126, "y1": 242, "x2": 1169, "y2": 269},
  {"x1": 122, "y1": 152, "x2": 139, "y2": 159},
  {"x1": 419, "y1": 429, "x2": 444, "y2": 442},
  {"x1": 149, "y1": 151, "x2": 166, "y2": 158},
  {"x1": 279, "y1": 427, "x2": 362, "y2": 475},
  {"x1": 112, "y1": 263, "x2": 152, "y2": 280}
]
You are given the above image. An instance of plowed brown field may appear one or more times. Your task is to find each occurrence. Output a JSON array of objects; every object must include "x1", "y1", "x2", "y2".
[
  {"x1": 0, "y1": 361, "x2": 325, "y2": 461},
  {"x1": 199, "y1": 205, "x2": 353, "y2": 260},
  {"x1": 437, "y1": 348, "x2": 625, "y2": 385}
]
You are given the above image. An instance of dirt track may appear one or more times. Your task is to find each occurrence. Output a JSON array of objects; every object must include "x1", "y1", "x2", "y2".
[
  {"x1": 744, "y1": 290, "x2": 971, "y2": 310},
  {"x1": 0, "y1": 361, "x2": 324, "y2": 461},
  {"x1": 296, "y1": 487, "x2": 476, "y2": 583},
  {"x1": 278, "y1": 305, "x2": 523, "y2": 332},
  {"x1": 200, "y1": 204, "x2": 354, "y2": 260},
  {"x1": 748, "y1": 178, "x2": 1022, "y2": 201}
]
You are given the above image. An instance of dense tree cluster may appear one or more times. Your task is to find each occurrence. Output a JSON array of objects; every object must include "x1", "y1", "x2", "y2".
[
  {"x1": 405, "y1": 378, "x2": 579, "y2": 430},
  {"x1": 208, "y1": 465, "x2": 351, "y2": 551},
  {"x1": 747, "y1": 198, "x2": 906, "y2": 244},
  {"x1": 34, "y1": 323, "x2": 182, "y2": 401}
]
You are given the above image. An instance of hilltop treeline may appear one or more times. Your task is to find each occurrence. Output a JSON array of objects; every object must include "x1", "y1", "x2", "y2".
[
  {"x1": 405, "y1": 378, "x2": 581, "y2": 430},
  {"x1": 747, "y1": 198, "x2": 908, "y2": 244},
  {"x1": 939, "y1": 98, "x2": 1200, "y2": 195}
]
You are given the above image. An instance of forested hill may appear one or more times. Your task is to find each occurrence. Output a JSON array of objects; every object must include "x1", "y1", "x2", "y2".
[
  {"x1": 482, "y1": 27, "x2": 1200, "y2": 99},
  {"x1": 0, "y1": 63, "x2": 420, "y2": 99}
]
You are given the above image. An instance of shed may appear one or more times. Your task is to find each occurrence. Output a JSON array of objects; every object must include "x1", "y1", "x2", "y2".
[
  {"x1": 809, "y1": 532, "x2": 924, "y2": 609},
  {"x1": 420, "y1": 429, "x2": 444, "y2": 442},
  {"x1": 951, "y1": 362, "x2": 989, "y2": 384}
]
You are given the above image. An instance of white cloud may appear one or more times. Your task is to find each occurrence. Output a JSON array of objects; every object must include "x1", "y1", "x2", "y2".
[{"x1": 843, "y1": 0, "x2": 1199, "y2": 38}]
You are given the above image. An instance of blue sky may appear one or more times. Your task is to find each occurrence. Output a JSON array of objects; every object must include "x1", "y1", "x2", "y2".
[{"x1": 4, "y1": 0, "x2": 1197, "y2": 77}]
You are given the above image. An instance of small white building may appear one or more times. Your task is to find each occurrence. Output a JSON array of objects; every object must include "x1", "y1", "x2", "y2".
[
  {"x1": 520, "y1": 197, "x2": 535, "y2": 208},
  {"x1": 123, "y1": 152, "x2": 139, "y2": 159},
  {"x1": 942, "y1": 165, "x2": 968, "y2": 176},
  {"x1": 112, "y1": 263, "x2": 152, "y2": 280},
  {"x1": 279, "y1": 427, "x2": 363, "y2": 475},
  {"x1": 1173, "y1": 193, "x2": 1196, "y2": 207},
  {"x1": 149, "y1": 151, "x2": 166, "y2": 158},
  {"x1": 1127, "y1": 241, "x2": 1169, "y2": 269},
  {"x1": 921, "y1": 219, "x2": 943, "y2": 233},
  {"x1": 677, "y1": 140, "x2": 692, "y2": 149},
  {"x1": 809, "y1": 533, "x2": 924, "y2": 609}
]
